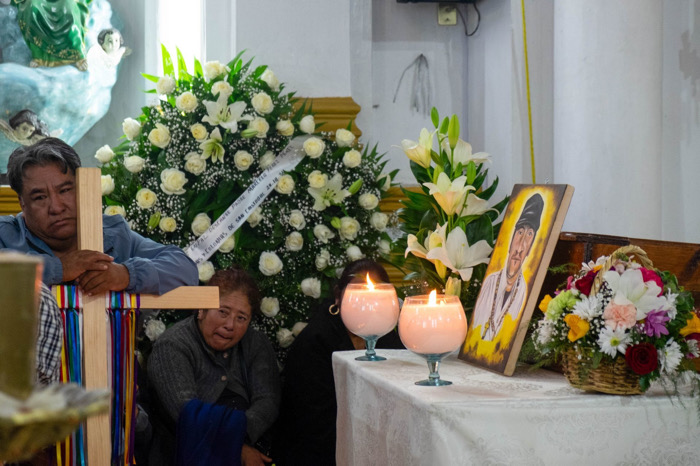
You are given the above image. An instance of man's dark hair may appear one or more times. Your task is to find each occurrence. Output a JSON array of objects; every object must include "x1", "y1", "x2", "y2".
[
  {"x1": 207, "y1": 265, "x2": 262, "y2": 315},
  {"x1": 334, "y1": 259, "x2": 391, "y2": 302},
  {"x1": 7, "y1": 137, "x2": 82, "y2": 196}
]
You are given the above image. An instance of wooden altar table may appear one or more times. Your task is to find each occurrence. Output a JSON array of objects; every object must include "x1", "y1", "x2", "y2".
[{"x1": 333, "y1": 349, "x2": 700, "y2": 466}]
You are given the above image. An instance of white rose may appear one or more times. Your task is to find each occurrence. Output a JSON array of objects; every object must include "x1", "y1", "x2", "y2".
[
  {"x1": 234, "y1": 150, "x2": 254, "y2": 171},
  {"x1": 276, "y1": 328, "x2": 294, "y2": 348},
  {"x1": 299, "y1": 115, "x2": 315, "y2": 134},
  {"x1": 378, "y1": 239, "x2": 391, "y2": 255},
  {"x1": 101, "y1": 175, "x2": 115, "y2": 195},
  {"x1": 104, "y1": 205, "x2": 126, "y2": 217},
  {"x1": 313, "y1": 224, "x2": 335, "y2": 244},
  {"x1": 288, "y1": 210, "x2": 306, "y2": 230},
  {"x1": 276, "y1": 119, "x2": 294, "y2": 136},
  {"x1": 286, "y1": 232, "x2": 304, "y2": 251},
  {"x1": 184, "y1": 152, "x2": 207, "y2": 175},
  {"x1": 248, "y1": 117, "x2": 270, "y2": 138},
  {"x1": 346, "y1": 245, "x2": 365, "y2": 261},
  {"x1": 259, "y1": 151, "x2": 276, "y2": 170},
  {"x1": 342, "y1": 149, "x2": 362, "y2": 168},
  {"x1": 315, "y1": 249, "x2": 330, "y2": 271},
  {"x1": 335, "y1": 128, "x2": 356, "y2": 147},
  {"x1": 339, "y1": 216, "x2": 360, "y2": 241},
  {"x1": 191, "y1": 212, "x2": 211, "y2": 236},
  {"x1": 124, "y1": 155, "x2": 145, "y2": 173},
  {"x1": 155, "y1": 76, "x2": 175, "y2": 95},
  {"x1": 359, "y1": 193, "x2": 379, "y2": 210},
  {"x1": 251, "y1": 92, "x2": 274, "y2": 115},
  {"x1": 203, "y1": 60, "x2": 228, "y2": 81},
  {"x1": 301, "y1": 277, "x2": 322, "y2": 299},
  {"x1": 259, "y1": 251, "x2": 283, "y2": 276},
  {"x1": 198, "y1": 261, "x2": 215, "y2": 282},
  {"x1": 190, "y1": 123, "x2": 208, "y2": 141},
  {"x1": 122, "y1": 118, "x2": 141, "y2": 140},
  {"x1": 307, "y1": 170, "x2": 328, "y2": 189},
  {"x1": 370, "y1": 212, "x2": 388, "y2": 231},
  {"x1": 292, "y1": 322, "x2": 308, "y2": 337},
  {"x1": 275, "y1": 175, "x2": 295, "y2": 195},
  {"x1": 261, "y1": 69, "x2": 280, "y2": 91},
  {"x1": 144, "y1": 319, "x2": 166, "y2": 341},
  {"x1": 159, "y1": 216, "x2": 177, "y2": 232},
  {"x1": 211, "y1": 81, "x2": 233, "y2": 99},
  {"x1": 176, "y1": 91, "x2": 198, "y2": 113},
  {"x1": 135, "y1": 188, "x2": 157, "y2": 209},
  {"x1": 94, "y1": 144, "x2": 114, "y2": 164},
  {"x1": 218, "y1": 235, "x2": 235, "y2": 253},
  {"x1": 303, "y1": 137, "x2": 325, "y2": 158},
  {"x1": 260, "y1": 297, "x2": 280, "y2": 318},
  {"x1": 160, "y1": 168, "x2": 188, "y2": 195},
  {"x1": 247, "y1": 207, "x2": 263, "y2": 227},
  {"x1": 148, "y1": 123, "x2": 171, "y2": 149},
  {"x1": 377, "y1": 173, "x2": 392, "y2": 191}
]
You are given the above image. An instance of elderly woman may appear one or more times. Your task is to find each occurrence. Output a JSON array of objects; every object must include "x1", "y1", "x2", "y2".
[
  {"x1": 148, "y1": 267, "x2": 280, "y2": 466},
  {"x1": 275, "y1": 259, "x2": 404, "y2": 465}
]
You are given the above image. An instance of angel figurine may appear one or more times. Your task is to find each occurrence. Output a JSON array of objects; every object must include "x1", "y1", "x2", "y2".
[{"x1": 0, "y1": 109, "x2": 61, "y2": 146}]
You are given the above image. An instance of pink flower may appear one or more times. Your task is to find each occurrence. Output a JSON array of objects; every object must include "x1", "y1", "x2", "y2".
[
  {"x1": 603, "y1": 301, "x2": 637, "y2": 330},
  {"x1": 640, "y1": 268, "x2": 663, "y2": 296}
]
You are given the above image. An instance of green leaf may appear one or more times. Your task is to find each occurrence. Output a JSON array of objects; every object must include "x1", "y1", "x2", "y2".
[
  {"x1": 161, "y1": 44, "x2": 174, "y2": 77},
  {"x1": 194, "y1": 58, "x2": 203, "y2": 77},
  {"x1": 466, "y1": 161, "x2": 477, "y2": 185},
  {"x1": 464, "y1": 216, "x2": 494, "y2": 245},
  {"x1": 142, "y1": 73, "x2": 160, "y2": 83},
  {"x1": 439, "y1": 116, "x2": 449, "y2": 135},
  {"x1": 430, "y1": 107, "x2": 439, "y2": 128},
  {"x1": 447, "y1": 114, "x2": 460, "y2": 149},
  {"x1": 409, "y1": 161, "x2": 431, "y2": 186},
  {"x1": 176, "y1": 47, "x2": 190, "y2": 81}
]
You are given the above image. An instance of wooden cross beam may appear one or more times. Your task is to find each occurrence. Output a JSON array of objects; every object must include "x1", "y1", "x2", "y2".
[{"x1": 76, "y1": 168, "x2": 218, "y2": 465}]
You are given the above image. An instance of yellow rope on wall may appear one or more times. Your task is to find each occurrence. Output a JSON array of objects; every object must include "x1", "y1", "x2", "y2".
[{"x1": 521, "y1": 0, "x2": 536, "y2": 184}]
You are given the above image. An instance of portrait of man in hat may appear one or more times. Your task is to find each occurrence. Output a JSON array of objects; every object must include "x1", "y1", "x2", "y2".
[{"x1": 472, "y1": 193, "x2": 545, "y2": 341}]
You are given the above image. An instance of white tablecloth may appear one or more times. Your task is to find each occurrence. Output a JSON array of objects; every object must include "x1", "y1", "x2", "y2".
[{"x1": 332, "y1": 349, "x2": 700, "y2": 466}]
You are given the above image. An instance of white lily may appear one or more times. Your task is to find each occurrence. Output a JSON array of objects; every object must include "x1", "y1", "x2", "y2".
[
  {"x1": 400, "y1": 128, "x2": 433, "y2": 168},
  {"x1": 459, "y1": 193, "x2": 494, "y2": 217},
  {"x1": 423, "y1": 172, "x2": 474, "y2": 216},
  {"x1": 426, "y1": 227, "x2": 493, "y2": 281},
  {"x1": 442, "y1": 138, "x2": 491, "y2": 166},
  {"x1": 405, "y1": 223, "x2": 447, "y2": 259},
  {"x1": 307, "y1": 173, "x2": 350, "y2": 211},
  {"x1": 201, "y1": 94, "x2": 248, "y2": 132},
  {"x1": 603, "y1": 268, "x2": 666, "y2": 320},
  {"x1": 199, "y1": 127, "x2": 225, "y2": 163}
]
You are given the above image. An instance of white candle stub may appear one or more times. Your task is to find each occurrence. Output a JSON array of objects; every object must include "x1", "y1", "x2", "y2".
[{"x1": 340, "y1": 275, "x2": 400, "y2": 339}]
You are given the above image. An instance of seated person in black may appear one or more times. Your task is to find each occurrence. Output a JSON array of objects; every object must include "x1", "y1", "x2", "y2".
[{"x1": 275, "y1": 259, "x2": 404, "y2": 465}]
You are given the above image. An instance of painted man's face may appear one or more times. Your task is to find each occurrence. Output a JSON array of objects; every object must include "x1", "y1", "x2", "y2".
[{"x1": 506, "y1": 225, "x2": 535, "y2": 280}]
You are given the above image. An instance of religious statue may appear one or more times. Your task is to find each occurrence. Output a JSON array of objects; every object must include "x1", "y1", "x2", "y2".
[
  {"x1": 0, "y1": 109, "x2": 59, "y2": 145},
  {"x1": 86, "y1": 27, "x2": 131, "y2": 69},
  {"x1": 12, "y1": 0, "x2": 93, "y2": 71}
]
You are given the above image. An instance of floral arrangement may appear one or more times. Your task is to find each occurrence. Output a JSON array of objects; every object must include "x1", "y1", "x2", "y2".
[
  {"x1": 533, "y1": 247, "x2": 700, "y2": 392},
  {"x1": 98, "y1": 47, "x2": 397, "y2": 355},
  {"x1": 393, "y1": 108, "x2": 508, "y2": 312}
]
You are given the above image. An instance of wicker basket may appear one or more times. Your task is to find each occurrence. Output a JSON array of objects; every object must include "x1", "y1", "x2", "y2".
[{"x1": 561, "y1": 245, "x2": 654, "y2": 396}]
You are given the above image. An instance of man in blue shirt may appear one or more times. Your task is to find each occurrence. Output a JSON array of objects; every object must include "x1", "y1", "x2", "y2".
[{"x1": 0, "y1": 137, "x2": 198, "y2": 295}]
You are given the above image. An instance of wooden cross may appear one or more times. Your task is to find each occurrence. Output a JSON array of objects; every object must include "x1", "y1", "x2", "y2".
[{"x1": 76, "y1": 168, "x2": 219, "y2": 465}]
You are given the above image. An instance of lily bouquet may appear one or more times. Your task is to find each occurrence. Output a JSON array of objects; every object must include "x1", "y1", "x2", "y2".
[
  {"x1": 534, "y1": 246, "x2": 700, "y2": 393},
  {"x1": 394, "y1": 108, "x2": 508, "y2": 311},
  {"x1": 98, "y1": 48, "x2": 397, "y2": 355}
]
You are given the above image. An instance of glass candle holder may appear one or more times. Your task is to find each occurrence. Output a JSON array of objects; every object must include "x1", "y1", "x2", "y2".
[
  {"x1": 399, "y1": 292, "x2": 467, "y2": 385},
  {"x1": 340, "y1": 280, "x2": 400, "y2": 361}
]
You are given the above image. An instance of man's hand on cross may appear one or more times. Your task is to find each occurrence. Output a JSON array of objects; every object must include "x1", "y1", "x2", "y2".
[
  {"x1": 59, "y1": 249, "x2": 114, "y2": 282},
  {"x1": 76, "y1": 262, "x2": 131, "y2": 296}
]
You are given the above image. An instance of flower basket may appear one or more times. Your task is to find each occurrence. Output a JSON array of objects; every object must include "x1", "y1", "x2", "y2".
[
  {"x1": 561, "y1": 348, "x2": 642, "y2": 395},
  {"x1": 534, "y1": 245, "x2": 700, "y2": 396}
]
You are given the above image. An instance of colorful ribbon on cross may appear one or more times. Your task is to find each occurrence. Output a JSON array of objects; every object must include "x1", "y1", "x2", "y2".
[{"x1": 53, "y1": 286, "x2": 141, "y2": 466}]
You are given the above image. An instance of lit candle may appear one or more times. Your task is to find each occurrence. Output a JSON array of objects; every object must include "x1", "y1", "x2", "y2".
[
  {"x1": 341, "y1": 274, "x2": 400, "y2": 339},
  {"x1": 399, "y1": 290, "x2": 467, "y2": 355}
]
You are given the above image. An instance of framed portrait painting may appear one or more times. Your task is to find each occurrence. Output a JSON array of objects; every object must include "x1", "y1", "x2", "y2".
[{"x1": 459, "y1": 184, "x2": 574, "y2": 375}]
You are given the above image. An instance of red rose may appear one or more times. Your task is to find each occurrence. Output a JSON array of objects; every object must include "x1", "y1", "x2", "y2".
[
  {"x1": 625, "y1": 343, "x2": 659, "y2": 375},
  {"x1": 640, "y1": 268, "x2": 663, "y2": 296},
  {"x1": 574, "y1": 270, "x2": 597, "y2": 296}
]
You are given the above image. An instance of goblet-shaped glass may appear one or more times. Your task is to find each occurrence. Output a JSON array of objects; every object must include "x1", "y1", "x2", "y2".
[
  {"x1": 340, "y1": 279, "x2": 400, "y2": 361},
  {"x1": 399, "y1": 292, "x2": 467, "y2": 386}
]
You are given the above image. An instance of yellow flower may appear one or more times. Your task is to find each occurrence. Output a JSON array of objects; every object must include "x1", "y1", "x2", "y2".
[
  {"x1": 539, "y1": 295, "x2": 553, "y2": 313},
  {"x1": 680, "y1": 313, "x2": 700, "y2": 337},
  {"x1": 564, "y1": 314, "x2": 590, "y2": 342}
]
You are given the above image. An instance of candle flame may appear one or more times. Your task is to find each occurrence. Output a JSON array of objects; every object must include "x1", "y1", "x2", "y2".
[
  {"x1": 428, "y1": 289, "x2": 437, "y2": 305},
  {"x1": 366, "y1": 273, "x2": 375, "y2": 291}
]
